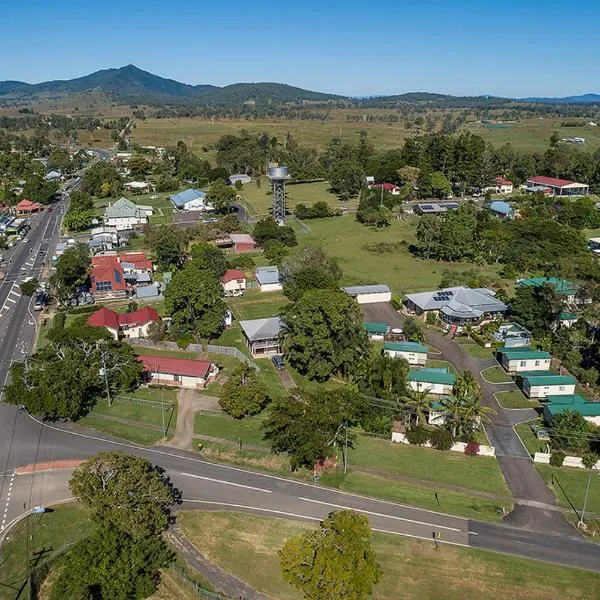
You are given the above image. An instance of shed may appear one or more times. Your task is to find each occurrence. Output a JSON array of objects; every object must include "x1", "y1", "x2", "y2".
[
  {"x1": 363, "y1": 322, "x2": 390, "y2": 341},
  {"x1": 342, "y1": 284, "x2": 391, "y2": 304},
  {"x1": 255, "y1": 266, "x2": 282, "y2": 292}
]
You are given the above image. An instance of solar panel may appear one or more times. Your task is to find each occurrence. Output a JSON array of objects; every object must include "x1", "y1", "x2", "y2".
[{"x1": 420, "y1": 204, "x2": 433, "y2": 211}]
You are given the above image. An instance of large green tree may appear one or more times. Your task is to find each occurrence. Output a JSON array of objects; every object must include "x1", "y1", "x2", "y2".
[
  {"x1": 219, "y1": 363, "x2": 270, "y2": 418},
  {"x1": 281, "y1": 289, "x2": 370, "y2": 381},
  {"x1": 189, "y1": 242, "x2": 227, "y2": 279},
  {"x1": 253, "y1": 216, "x2": 297, "y2": 247},
  {"x1": 280, "y1": 510, "x2": 381, "y2": 600},
  {"x1": 49, "y1": 243, "x2": 91, "y2": 303},
  {"x1": 510, "y1": 284, "x2": 561, "y2": 337},
  {"x1": 144, "y1": 224, "x2": 190, "y2": 271},
  {"x1": 206, "y1": 179, "x2": 237, "y2": 212},
  {"x1": 550, "y1": 410, "x2": 589, "y2": 452}
]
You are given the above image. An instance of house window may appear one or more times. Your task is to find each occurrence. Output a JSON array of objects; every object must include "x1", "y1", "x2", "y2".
[
  {"x1": 559, "y1": 386, "x2": 565, "y2": 391},
  {"x1": 519, "y1": 360, "x2": 526, "y2": 367},
  {"x1": 173, "y1": 374, "x2": 180, "y2": 382},
  {"x1": 534, "y1": 360, "x2": 540, "y2": 367}
]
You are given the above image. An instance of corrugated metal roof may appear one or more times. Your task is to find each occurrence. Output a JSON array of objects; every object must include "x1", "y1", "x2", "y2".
[
  {"x1": 343, "y1": 284, "x2": 390, "y2": 296},
  {"x1": 384, "y1": 341, "x2": 428, "y2": 354},
  {"x1": 363, "y1": 322, "x2": 389, "y2": 334},
  {"x1": 408, "y1": 368, "x2": 455, "y2": 385},
  {"x1": 255, "y1": 266, "x2": 280, "y2": 286},
  {"x1": 240, "y1": 317, "x2": 282, "y2": 342}
]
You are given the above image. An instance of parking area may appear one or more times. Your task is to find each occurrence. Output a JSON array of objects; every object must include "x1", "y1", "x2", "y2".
[{"x1": 361, "y1": 301, "x2": 405, "y2": 328}]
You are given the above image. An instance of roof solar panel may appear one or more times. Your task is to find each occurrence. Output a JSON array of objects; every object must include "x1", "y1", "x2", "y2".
[{"x1": 420, "y1": 204, "x2": 433, "y2": 210}]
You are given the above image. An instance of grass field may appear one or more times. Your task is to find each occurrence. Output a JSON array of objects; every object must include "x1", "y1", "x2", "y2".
[
  {"x1": 177, "y1": 510, "x2": 600, "y2": 600},
  {"x1": 537, "y1": 464, "x2": 600, "y2": 516},
  {"x1": 194, "y1": 412, "x2": 269, "y2": 449},
  {"x1": 227, "y1": 288, "x2": 290, "y2": 320},
  {"x1": 458, "y1": 341, "x2": 494, "y2": 359},
  {"x1": 76, "y1": 414, "x2": 165, "y2": 444},
  {"x1": 495, "y1": 390, "x2": 539, "y2": 409},
  {"x1": 481, "y1": 366, "x2": 513, "y2": 383},
  {"x1": 514, "y1": 420, "x2": 546, "y2": 457}
]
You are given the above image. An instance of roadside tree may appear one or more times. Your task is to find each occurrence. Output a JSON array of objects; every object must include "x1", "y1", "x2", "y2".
[{"x1": 219, "y1": 363, "x2": 270, "y2": 418}]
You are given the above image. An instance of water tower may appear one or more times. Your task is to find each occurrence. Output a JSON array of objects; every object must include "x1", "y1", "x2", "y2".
[{"x1": 267, "y1": 165, "x2": 290, "y2": 223}]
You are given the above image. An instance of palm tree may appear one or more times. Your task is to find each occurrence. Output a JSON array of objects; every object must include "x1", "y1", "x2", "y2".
[
  {"x1": 453, "y1": 371, "x2": 480, "y2": 401},
  {"x1": 400, "y1": 387, "x2": 431, "y2": 427},
  {"x1": 440, "y1": 395, "x2": 465, "y2": 437},
  {"x1": 441, "y1": 394, "x2": 496, "y2": 438}
]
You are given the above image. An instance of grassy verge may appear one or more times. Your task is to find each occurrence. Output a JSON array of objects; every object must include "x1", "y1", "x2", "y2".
[
  {"x1": 177, "y1": 511, "x2": 600, "y2": 600},
  {"x1": 92, "y1": 389, "x2": 177, "y2": 427},
  {"x1": 514, "y1": 420, "x2": 546, "y2": 457},
  {"x1": 458, "y1": 341, "x2": 493, "y2": 359},
  {"x1": 537, "y1": 464, "x2": 600, "y2": 516},
  {"x1": 495, "y1": 390, "x2": 539, "y2": 409},
  {"x1": 194, "y1": 412, "x2": 269, "y2": 449},
  {"x1": 76, "y1": 415, "x2": 164, "y2": 445},
  {"x1": 481, "y1": 366, "x2": 512, "y2": 383}
]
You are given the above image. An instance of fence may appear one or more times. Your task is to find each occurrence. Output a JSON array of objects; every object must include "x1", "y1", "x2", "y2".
[
  {"x1": 391, "y1": 432, "x2": 496, "y2": 457},
  {"x1": 171, "y1": 566, "x2": 234, "y2": 599},
  {"x1": 126, "y1": 339, "x2": 260, "y2": 371}
]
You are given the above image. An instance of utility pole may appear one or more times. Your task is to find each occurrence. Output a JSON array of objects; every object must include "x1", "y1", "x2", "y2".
[
  {"x1": 343, "y1": 422, "x2": 349, "y2": 475},
  {"x1": 100, "y1": 349, "x2": 111, "y2": 407},
  {"x1": 578, "y1": 467, "x2": 595, "y2": 527},
  {"x1": 156, "y1": 360, "x2": 166, "y2": 440}
]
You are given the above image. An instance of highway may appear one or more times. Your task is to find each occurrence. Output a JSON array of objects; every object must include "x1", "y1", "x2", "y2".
[{"x1": 0, "y1": 183, "x2": 599, "y2": 575}]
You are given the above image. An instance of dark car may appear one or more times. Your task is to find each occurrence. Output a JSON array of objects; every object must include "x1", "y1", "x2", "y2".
[
  {"x1": 47, "y1": 207, "x2": 53, "y2": 212},
  {"x1": 271, "y1": 355, "x2": 284, "y2": 370}
]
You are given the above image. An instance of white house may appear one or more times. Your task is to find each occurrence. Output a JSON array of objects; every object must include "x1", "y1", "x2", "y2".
[
  {"x1": 221, "y1": 269, "x2": 246, "y2": 297},
  {"x1": 137, "y1": 355, "x2": 219, "y2": 389},
  {"x1": 407, "y1": 368, "x2": 455, "y2": 396},
  {"x1": 484, "y1": 176, "x2": 513, "y2": 194},
  {"x1": 383, "y1": 341, "x2": 428, "y2": 366},
  {"x1": 499, "y1": 347, "x2": 552, "y2": 374},
  {"x1": 229, "y1": 174, "x2": 252, "y2": 185},
  {"x1": 342, "y1": 284, "x2": 391, "y2": 304},
  {"x1": 544, "y1": 395, "x2": 600, "y2": 427},
  {"x1": 239, "y1": 317, "x2": 282, "y2": 357},
  {"x1": 519, "y1": 373, "x2": 577, "y2": 399},
  {"x1": 170, "y1": 188, "x2": 212, "y2": 211},
  {"x1": 255, "y1": 266, "x2": 282, "y2": 292},
  {"x1": 104, "y1": 197, "x2": 153, "y2": 231}
]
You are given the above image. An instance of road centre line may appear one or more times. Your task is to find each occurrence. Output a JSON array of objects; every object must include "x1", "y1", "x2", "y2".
[{"x1": 177, "y1": 472, "x2": 272, "y2": 494}]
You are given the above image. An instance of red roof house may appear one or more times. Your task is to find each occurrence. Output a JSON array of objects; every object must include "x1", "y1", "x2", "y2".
[
  {"x1": 229, "y1": 233, "x2": 257, "y2": 253},
  {"x1": 87, "y1": 306, "x2": 160, "y2": 339},
  {"x1": 91, "y1": 255, "x2": 127, "y2": 299},
  {"x1": 526, "y1": 176, "x2": 589, "y2": 197},
  {"x1": 371, "y1": 183, "x2": 401, "y2": 194},
  {"x1": 15, "y1": 199, "x2": 42, "y2": 214},
  {"x1": 137, "y1": 355, "x2": 219, "y2": 389},
  {"x1": 119, "y1": 252, "x2": 154, "y2": 272},
  {"x1": 221, "y1": 269, "x2": 247, "y2": 297}
]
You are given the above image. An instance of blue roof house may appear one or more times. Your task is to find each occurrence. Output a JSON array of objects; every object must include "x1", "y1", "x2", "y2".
[
  {"x1": 489, "y1": 201, "x2": 515, "y2": 219},
  {"x1": 170, "y1": 189, "x2": 211, "y2": 211}
]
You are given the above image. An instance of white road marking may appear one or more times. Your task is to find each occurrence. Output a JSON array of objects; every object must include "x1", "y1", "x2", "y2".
[
  {"x1": 0, "y1": 472, "x2": 15, "y2": 532},
  {"x1": 297, "y1": 497, "x2": 463, "y2": 532},
  {"x1": 177, "y1": 472, "x2": 272, "y2": 494}
]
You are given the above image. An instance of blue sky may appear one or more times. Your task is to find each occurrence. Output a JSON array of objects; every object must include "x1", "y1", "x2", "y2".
[{"x1": 3, "y1": 0, "x2": 598, "y2": 97}]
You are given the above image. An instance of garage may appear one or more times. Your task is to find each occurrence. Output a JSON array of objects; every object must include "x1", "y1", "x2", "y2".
[{"x1": 342, "y1": 284, "x2": 391, "y2": 304}]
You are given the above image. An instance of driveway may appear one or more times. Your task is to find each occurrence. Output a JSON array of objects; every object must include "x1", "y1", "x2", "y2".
[
  {"x1": 165, "y1": 390, "x2": 219, "y2": 451},
  {"x1": 277, "y1": 368, "x2": 296, "y2": 389}
]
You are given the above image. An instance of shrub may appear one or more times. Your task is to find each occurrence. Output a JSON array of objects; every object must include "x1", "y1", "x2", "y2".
[
  {"x1": 425, "y1": 312, "x2": 438, "y2": 326},
  {"x1": 582, "y1": 453, "x2": 598, "y2": 469},
  {"x1": 391, "y1": 297, "x2": 403, "y2": 310},
  {"x1": 227, "y1": 254, "x2": 255, "y2": 270},
  {"x1": 405, "y1": 425, "x2": 430, "y2": 446},
  {"x1": 464, "y1": 441, "x2": 480, "y2": 456},
  {"x1": 429, "y1": 427, "x2": 454, "y2": 451},
  {"x1": 53, "y1": 312, "x2": 66, "y2": 330},
  {"x1": 176, "y1": 336, "x2": 193, "y2": 349},
  {"x1": 66, "y1": 304, "x2": 99, "y2": 315},
  {"x1": 360, "y1": 414, "x2": 393, "y2": 436},
  {"x1": 549, "y1": 451, "x2": 566, "y2": 467}
]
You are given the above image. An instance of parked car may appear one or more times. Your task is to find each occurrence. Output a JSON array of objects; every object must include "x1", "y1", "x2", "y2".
[{"x1": 271, "y1": 355, "x2": 285, "y2": 370}]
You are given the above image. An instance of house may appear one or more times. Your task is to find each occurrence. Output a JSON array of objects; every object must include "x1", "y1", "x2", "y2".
[
  {"x1": 55, "y1": 238, "x2": 77, "y2": 258},
  {"x1": 104, "y1": 197, "x2": 153, "y2": 231},
  {"x1": 404, "y1": 287, "x2": 508, "y2": 330},
  {"x1": 370, "y1": 182, "x2": 401, "y2": 195},
  {"x1": 15, "y1": 199, "x2": 42, "y2": 215},
  {"x1": 119, "y1": 252, "x2": 154, "y2": 274},
  {"x1": 342, "y1": 284, "x2": 391, "y2": 304},
  {"x1": 89, "y1": 226, "x2": 123, "y2": 252},
  {"x1": 494, "y1": 323, "x2": 531, "y2": 348},
  {"x1": 137, "y1": 355, "x2": 218, "y2": 389},
  {"x1": 408, "y1": 368, "x2": 455, "y2": 396},
  {"x1": 44, "y1": 170, "x2": 62, "y2": 182},
  {"x1": 517, "y1": 277, "x2": 578, "y2": 304},
  {"x1": 493, "y1": 176, "x2": 513, "y2": 194},
  {"x1": 383, "y1": 341, "x2": 428, "y2": 366},
  {"x1": 229, "y1": 174, "x2": 252, "y2": 185},
  {"x1": 543, "y1": 395, "x2": 600, "y2": 426},
  {"x1": 414, "y1": 202, "x2": 459, "y2": 215},
  {"x1": 526, "y1": 176, "x2": 589, "y2": 197},
  {"x1": 363, "y1": 322, "x2": 390, "y2": 341},
  {"x1": 239, "y1": 317, "x2": 282, "y2": 357},
  {"x1": 221, "y1": 269, "x2": 246, "y2": 297},
  {"x1": 229, "y1": 233, "x2": 257, "y2": 253},
  {"x1": 170, "y1": 188, "x2": 212, "y2": 211},
  {"x1": 557, "y1": 312, "x2": 578, "y2": 328},
  {"x1": 488, "y1": 200, "x2": 515, "y2": 219},
  {"x1": 87, "y1": 306, "x2": 160, "y2": 340},
  {"x1": 255, "y1": 266, "x2": 282, "y2": 292},
  {"x1": 90, "y1": 255, "x2": 127, "y2": 299},
  {"x1": 123, "y1": 181, "x2": 150, "y2": 193},
  {"x1": 498, "y1": 347, "x2": 551, "y2": 373},
  {"x1": 517, "y1": 372, "x2": 577, "y2": 399}
]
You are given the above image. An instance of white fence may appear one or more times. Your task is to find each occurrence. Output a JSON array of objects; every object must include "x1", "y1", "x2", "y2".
[
  {"x1": 534, "y1": 452, "x2": 600, "y2": 470},
  {"x1": 391, "y1": 432, "x2": 496, "y2": 457}
]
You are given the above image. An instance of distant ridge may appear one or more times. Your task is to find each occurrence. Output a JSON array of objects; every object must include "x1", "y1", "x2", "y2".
[{"x1": 521, "y1": 93, "x2": 600, "y2": 104}]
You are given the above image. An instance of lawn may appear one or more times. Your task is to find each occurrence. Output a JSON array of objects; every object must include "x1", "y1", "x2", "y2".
[
  {"x1": 348, "y1": 436, "x2": 509, "y2": 496},
  {"x1": 334, "y1": 471, "x2": 512, "y2": 521},
  {"x1": 537, "y1": 464, "x2": 600, "y2": 516},
  {"x1": 177, "y1": 510, "x2": 600, "y2": 600},
  {"x1": 514, "y1": 420, "x2": 547, "y2": 457},
  {"x1": 481, "y1": 366, "x2": 512, "y2": 383},
  {"x1": 426, "y1": 359, "x2": 458, "y2": 376},
  {"x1": 495, "y1": 390, "x2": 539, "y2": 409},
  {"x1": 227, "y1": 289, "x2": 290, "y2": 320},
  {"x1": 194, "y1": 412, "x2": 269, "y2": 449},
  {"x1": 458, "y1": 341, "x2": 493, "y2": 359},
  {"x1": 213, "y1": 326, "x2": 251, "y2": 356},
  {"x1": 76, "y1": 414, "x2": 165, "y2": 445},
  {"x1": 0, "y1": 503, "x2": 93, "y2": 600}
]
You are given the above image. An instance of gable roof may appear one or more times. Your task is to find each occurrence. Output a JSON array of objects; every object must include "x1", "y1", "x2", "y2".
[
  {"x1": 87, "y1": 306, "x2": 160, "y2": 330},
  {"x1": 87, "y1": 307, "x2": 120, "y2": 330},
  {"x1": 170, "y1": 188, "x2": 206, "y2": 208},
  {"x1": 405, "y1": 287, "x2": 507, "y2": 319},
  {"x1": 544, "y1": 395, "x2": 600, "y2": 417},
  {"x1": 519, "y1": 372, "x2": 576, "y2": 386},
  {"x1": 229, "y1": 233, "x2": 256, "y2": 246},
  {"x1": 517, "y1": 277, "x2": 577, "y2": 296},
  {"x1": 408, "y1": 368, "x2": 456, "y2": 385},
  {"x1": 384, "y1": 341, "x2": 428, "y2": 354},
  {"x1": 221, "y1": 269, "x2": 246, "y2": 284},
  {"x1": 119, "y1": 252, "x2": 153, "y2": 271},
  {"x1": 343, "y1": 284, "x2": 391, "y2": 296},
  {"x1": 363, "y1": 322, "x2": 390, "y2": 334},
  {"x1": 137, "y1": 355, "x2": 212, "y2": 379},
  {"x1": 105, "y1": 197, "x2": 148, "y2": 220},
  {"x1": 255, "y1": 266, "x2": 280, "y2": 285},
  {"x1": 239, "y1": 317, "x2": 282, "y2": 342},
  {"x1": 371, "y1": 183, "x2": 399, "y2": 191},
  {"x1": 15, "y1": 199, "x2": 41, "y2": 211},
  {"x1": 527, "y1": 175, "x2": 578, "y2": 188},
  {"x1": 500, "y1": 348, "x2": 551, "y2": 360},
  {"x1": 495, "y1": 176, "x2": 512, "y2": 185}
]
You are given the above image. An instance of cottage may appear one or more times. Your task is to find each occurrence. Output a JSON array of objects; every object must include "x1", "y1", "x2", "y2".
[
  {"x1": 87, "y1": 306, "x2": 160, "y2": 340},
  {"x1": 255, "y1": 266, "x2": 282, "y2": 292},
  {"x1": 408, "y1": 368, "x2": 455, "y2": 395},
  {"x1": 370, "y1": 182, "x2": 401, "y2": 195},
  {"x1": 405, "y1": 287, "x2": 507, "y2": 331},
  {"x1": 543, "y1": 395, "x2": 600, "y2": 426},
  {"x1": 383, "y1": 341, "x2": 428, "y2": 366},
  {"x1": 104, "y1": 197, "x2": 153, "y2": 231},
  {"x1": 170, "y1": 188, "x2": 212, "y2": 211},
  {"x1": 363, "y1": 322, "x2": 390, "y2": 341},
  {"x1": 498, "y1": 347, "x2": 551, "y2": 374},
  {"x1": 137, "y1": 355, "x2": 218, "y2": 389},
  {"x1": 229, "y1": 233, "x2": 257, "y2": 253},
  {"x1": 342, "y1": 284, "x2": 391, "y2": 304},
  {"x1": 518, "y1": 372, "x2": 577, "y2": 399},
  {"x1": 494, "y1": 323, "x2": 531, "y2": 348},
  {"x1": 491, "y1": 176, "x2": 513, "y2": 194},
  {"x1": 526, "y1": 176, "x2": 589, "y2": 197},
  {"x1": 517, "y1": 277, "x2": 578, "y2": 304},
  {"x1": 221, "y1": 269, "x2": 246, "y2": 297},
  {"x1": 557, "y1": 312, "x2": 578, "y2": 328},
  {"x1": 239, "y1": 317, "x2": 282, "y2": 357}
]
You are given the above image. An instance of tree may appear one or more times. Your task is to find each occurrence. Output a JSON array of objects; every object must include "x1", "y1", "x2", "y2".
[
  {"x1": 82, "y1": 161, "x2": 122, "y2": 197},
  {"x1": 49, "y1": 243, "x2": 91, "y2": 303},
  {"x1": 189, "y1": 242, "x2": 227, "y2": 278},
  {"x1": 401, "y1": 387, "x2": 431, "y2": 426},
  {"x1": 441, "y1": 395, "x2": 495, "y2": 439},
  {"x1": 21, "y1": 175, "x2": 58, "y2": 204},
  {"x1": 206, "y1": 179, "x2": 237, "y2": 212},
  {"x1": 219, "y1": 363, "x2": 270, "y2": 418},
  {"x1": 402, "y1": 316, "x2": 425, "y2": 343},
  {"x1": 510, "y1": 284, "x2": 561, "y2": 337},
  {"x1": 144, "y1": 224, "x2": 189, "y2": 271},
  {"x1": 49, "y1": 526, "x2": 174, "y2": 600},
  {"x1": 263, "y1": 239, "x2": 289, "y2": 265},
  {"x1": 550, "y1": 410, "x2": 589, "y2": 452},
  {"x1": 415, "y1": 215, "x2": 442, "y2": 259},
  {"x1": 280, "y1": 510, "x2": 381, "y2": 600},
  {"x1": 253, "y1": 217, "x2": 297, "y2": 247},
  {"x1": 281, "y1": 289, "x2": 370, "y2": 381},
  {"x1": 280, "y1": 245, "x2": 342, "y2": 301},
  {"x1": 329, "y1": 161, "x2": 364, "y2": 200},
  {"x1": 63, "y1": 208, "x2": 95, "y2": 231},
  {"x1": 164, "y1": 262, "x2": 227, "y2": 340},
  {"x1": 19, "y1": 278, "x2": 38, "y2": 296},
  {"x1": 358, "y1": 353, "x2": 408, "y2": 401},
  {"x1": 453, "y1": 371, "x2": 480, "y2": 401},
  {"x1": 70, "y1": 452, "x2": 181, "y2": 539},
  {"x1": 263, "y1": 387, "x2": 364, "y2": 469}
]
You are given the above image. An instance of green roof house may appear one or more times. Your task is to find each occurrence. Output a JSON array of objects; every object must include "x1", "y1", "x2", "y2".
[
  {"x1": 384, "y1": 341, "x2": 428, "y2": 365},
  {"x1": 498, "y1": 347, "x2": 552, "y2": 374},
  {"x1": 543, "y1": 395, "x2": 600, "y2": 426},
  {"x1": 104, "y1": 197, "x2": 153, "y2": 231},
  {"x1": 408, "y1": 368, "x2": 455, "y2": 395},
  {"x1": 518, "y1": 277, "x2": 578, "y2": 302},
  {"x1": 363, "y1": 322, "x2": 390, "y2": 340},
  {"x1": 517, "y1": 372, "x2": 577, "y2": 399}
]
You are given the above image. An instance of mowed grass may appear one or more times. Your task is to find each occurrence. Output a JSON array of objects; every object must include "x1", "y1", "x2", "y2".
[
  {"x1": 514, "y1": 420, "x2": 546, "y2": 457},
  {"x1": 76, "y1": 415, "x2": 164, "y2": 445},
  {"x1": 537, "y1": 464, "x2": 600, "y2": 516},
  {"x1": 0, "y1": 503, "x2": 93, "y2": 600},
  {"x1": 295, "y1": 214, "x2": 505, "y2": 295},
  {"x1": 495, "y1": 390, "x2": 539, "y2": 409},
  {"x1": 227, "y1": 288, "x2": 290, "y2": 320},
  {"x1": 458, "y1": 341, "x2": 494, "y2": 359},
  {"x1": 482, "y1": 366, "x2": 513, "y2": 383},
  {"x1": 194, "y1": 412, "x2": 269, "y2": 449},
  {"x1": 177, "y1": 511, "x2": 600, "y2": 600},
  {"x1": 348, "y1": 436, "x2": 509, "y2": 495}
]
